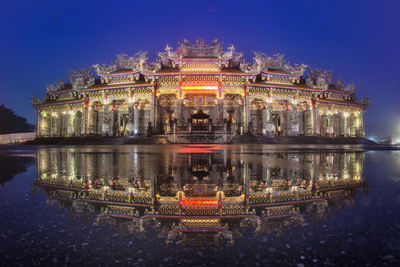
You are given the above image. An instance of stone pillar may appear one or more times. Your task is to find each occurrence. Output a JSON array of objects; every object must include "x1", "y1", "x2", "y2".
[
  {"x1": 50, "y1": 114, "x2": 55, "y2": 137},
  {"x1": 36, "y1": 112, "x2": 42, "y2": 137},
  {"x1": 306, "y1": 104, "x2": 314, "y2": 136},
  {"x1": 291, "y1": 103, "x2": 299, "y2": 136},
  {"x1": 235, "y1": 107, "x2": 242, "y2": 135},
  {"x1": 298, "y1": 109, "x2": 304, "y2": 136},
  {"x1": 112, "y1": 109, "x2": 119, "y2": 136},
  {"x1": 243, "y1": 95, "x2": 250, "y2": 134},
  {"x1": 339, "y1": 114, "x2": 345, "y2": 136},
  {"x1": 262, "y1": 108, "x2": 267, "y2": 135},
  {"x1": 173, "y1": 119, "x2": 177, "y2": 134},
  {"x1": 335, "y1": 113, "x2": 340, "y2": 137},
  {"x1": 59, "y1": 113, "x2": 64, "y2": 137},
  {"x1": 150, "y1": 94, "x2": 156, "y2": 130},
  {"x1": 134, "y1": 105, "x2": 139, "y2": 135},
  {"x1": 313, "y1": 108, "x2": 320, "y2": 136},
  {"x1": 88, "y1": 108, "x2": 97, "y2": 135},
  {"x1": 360, "y1": 112, "x2": 365, "y2": 137},
  {"x1": 127, "y1": 103, "x2": 134, "y2": 136},
  {"x1": 97, "y1": 109, "x2": 103, "y2": 135},
  {"x1": 102, "y1": 104, "x2": 111, "y2": 136},
  {"x1": 217, "y1": 98, "x2": 224, "y2": 123},
  {"x1": 82, "y1": 107, "x2": 88, "y2": 136},
  {"x1": 177, "y1": 99, "x2": 183, "y2": 125}
]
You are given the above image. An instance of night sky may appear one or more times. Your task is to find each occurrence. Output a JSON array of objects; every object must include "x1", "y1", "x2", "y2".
[{"x1": 1, "y1": 0, "x2": 399, "y2": 139}]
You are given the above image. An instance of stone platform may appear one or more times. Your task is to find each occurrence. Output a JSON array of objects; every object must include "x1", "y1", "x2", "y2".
[{"x1": 167, "y1": 133, "x2": 233, "y2": 144}]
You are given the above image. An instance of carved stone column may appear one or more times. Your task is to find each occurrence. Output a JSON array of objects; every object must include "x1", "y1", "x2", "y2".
[
  {"x1": 112, "y1": 109, "x2": 119, "y2": 136},
  {"x1": 177, "y1": 99, "x2": 183, "y2": 125},
  {"x1": 88, "y1": 108, "x2": 97, "y2": 135},
  {"x1": 291, "y1": 103, "x2": 299, "y2": 136},
  {"x1": 298, "y1": 108, "x2": 304, "y2": 136},
  {"x1": 243, "y1": 95, "x2": 250, "y2": 134},
  {"x1": 217, "y1": 98, "x2": 224, "y2": 123},
  {"x1": 134, "y1": 105, "x2": 139, "y2": 135},
  {"x1": 313, "y1": 107, "x2": 321, "y2": 136},
  {"x1": 262, "y1": 108, "x2": 267, "y2": 135},
  {"x1": 360, "y1": 112, "x2": 365, "y2": 137},
  {"x1": 36, "y1": 112, "x2": 41, "y2": 137},
  {"x1": 127, "y1": 103, "x2": 134, "y2": 136},
  {"x1": 82, "y1": 107, "x2": 88, "y2": 136},
  {"x1": 102, "y1": 104, "x2": 111, "y2": 136},
  {"x1": 150, "y1": 94, "x2": 156, "y2": 130}
]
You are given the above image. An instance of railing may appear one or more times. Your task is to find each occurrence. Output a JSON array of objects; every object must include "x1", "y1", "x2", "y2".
[{"x1": 248, "y1": 191, "x2": 317, "y2": 204}]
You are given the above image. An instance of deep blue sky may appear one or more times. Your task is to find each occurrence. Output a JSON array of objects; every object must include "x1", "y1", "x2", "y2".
[{"x1": 1, "y1": 0, "x2": 399, "y2": 138}]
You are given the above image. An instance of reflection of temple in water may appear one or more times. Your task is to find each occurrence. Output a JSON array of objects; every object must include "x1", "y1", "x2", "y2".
[{"x1": 33, "y1": 148, "x2": 367, "y2": 245}]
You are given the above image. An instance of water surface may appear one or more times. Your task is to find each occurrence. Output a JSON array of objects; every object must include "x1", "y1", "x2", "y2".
[{"x1": 0, "y1": 145, "x2": 399, "y2": 266}]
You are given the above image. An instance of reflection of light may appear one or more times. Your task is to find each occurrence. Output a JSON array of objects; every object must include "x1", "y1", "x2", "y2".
[
  {"x1": 266, "y1": 187, "x2": 273, "y2": 193},
  {"x1": 180, "y1": 200, "x2": 218, "y2": 206}
]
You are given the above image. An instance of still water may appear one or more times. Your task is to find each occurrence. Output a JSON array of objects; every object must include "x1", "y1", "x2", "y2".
[{"x1": 0, "y1": 145, "x2": 399, "y2": 266}]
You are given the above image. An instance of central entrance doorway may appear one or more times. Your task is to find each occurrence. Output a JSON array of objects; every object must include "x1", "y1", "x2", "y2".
[{"x1": 191, "y1": 109, "x2": 210, "y2": 132}]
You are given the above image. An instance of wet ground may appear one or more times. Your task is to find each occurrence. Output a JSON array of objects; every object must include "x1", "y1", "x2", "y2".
[{"x1": 0, "y1": 145, "x2": 400, "y2": 266}]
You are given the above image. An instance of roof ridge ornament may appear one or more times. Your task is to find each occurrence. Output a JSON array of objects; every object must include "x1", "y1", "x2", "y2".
[
  {"x1": 94, "y1": 51, "x2": 153, "y2": 75},
  {"x1": 174, "y1": 38, "x2": 226, "y2": 58},
  {"x1": 249, "y1": 52, "x2": 306, "y2": 75},
  {"x1": 69, "y1": 67, "x2": 95, "y2": 89}
]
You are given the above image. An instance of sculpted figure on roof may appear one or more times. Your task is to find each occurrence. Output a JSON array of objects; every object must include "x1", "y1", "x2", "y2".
[
  {"x1": 251, "y1": 52, "x2": 306, "y2": 75},
  {"x1": 69, "y1": 67, "x2": 95, "y2": 89},
  {"x1": 56, "y1": 80, "x2": 65, "y2": 91},
  {"x1": 95, "y1": 51, "x2": 150, "y2": 74},
  {"x1": 31, "y1": 95, "x2": 40, "y2": 105},
  {"x1": 344, "y1": 83, "x2": 355, "y2": 93},
  {"x1": 115, "y1": 51, "x2": 149, "y2": 70},
  {"x1": 361, "y1": 96, "x2": 370, "y2": 106},
  {"x1": 174, "y1": 39, "x2": 226, "y2": 58},
  {"x1": 45, "y1": 83, "x2": 56, "y2": 92},
  {"x1": 157, "y1": 45, "x2": 173, "y2": 68},
  {"x1": 224, "y1": 45, "x2": 243, "y2": 67},
  {"x1": 306, "y1": 67, "x2": 332, "y2": 89}
]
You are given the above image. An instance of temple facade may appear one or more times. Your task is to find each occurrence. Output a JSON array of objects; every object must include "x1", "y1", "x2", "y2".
[{"x1": 32, "y1": 39, "x2": 369, "y2": 143}]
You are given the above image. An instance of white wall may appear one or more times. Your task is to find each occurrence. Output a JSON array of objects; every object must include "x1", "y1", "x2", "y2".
[{"x1": 0, "y1": 132, "x2": 36, "y2": 144}]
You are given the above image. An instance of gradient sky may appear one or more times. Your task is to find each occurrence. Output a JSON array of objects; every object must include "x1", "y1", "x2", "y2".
[{"x1": 1, "y1": 0, "x2": 399, "y2": 138}]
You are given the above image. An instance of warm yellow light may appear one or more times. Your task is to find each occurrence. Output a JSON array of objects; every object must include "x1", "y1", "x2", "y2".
[{"x1": 181, "y1": 86, "x2": 218, "y2": 90}]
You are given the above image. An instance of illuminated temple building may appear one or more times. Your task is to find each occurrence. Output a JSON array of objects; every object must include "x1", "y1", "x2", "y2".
[
  {"x1": 32, "y1": 39, "x2": 370, "y2": 143},
  {"x1": 32, "y1": 148, "x2": 367, "y2": 244}
]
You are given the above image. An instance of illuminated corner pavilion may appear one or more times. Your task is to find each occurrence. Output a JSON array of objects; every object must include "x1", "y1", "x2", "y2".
[{"x1": 32, "y1": 39, "x2": 370, "y2": 143}]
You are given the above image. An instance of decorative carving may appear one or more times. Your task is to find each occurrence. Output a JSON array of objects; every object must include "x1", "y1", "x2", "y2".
[
  {"x1": 174, "y1": 39, "x2": 226, "y2": 58},
  {"x1": 69, "y1": 67, "x2": 95, "y2": 89},
  {"x1": 31, "y1": 95, "x2": 40, "y2": 105},
  {"x1": 225, "y1": 45, "x2": 243, "y2": 68},
  {"x1": 343, "y1": 83, "x2": 355, "y2": 93},
  {"x1": 45, "y1": 83, "x2": 56, "y2": 92},
  {"x1": 157, "y1": 45, "x2": 173, "y2": 68},
  {"x1": 361, "y1": 96, "x2": 370, "y2": 107},
  {"x1": 306, "y1": 67, "x2": 332, "y2": 89},
  {"x1": 56, "y1": 80, "x2": 65, "y2": 91},
  {"x1": 246, "y1": 52, "x2": 306, "y2": 75},
  {"x1": 334, "y1": 79, "x2": 345, "y2": 90},
  {"x1": 95, "y1": 51, "x2": 150, "y2": 74}
]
